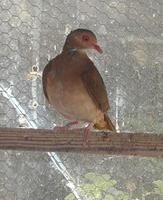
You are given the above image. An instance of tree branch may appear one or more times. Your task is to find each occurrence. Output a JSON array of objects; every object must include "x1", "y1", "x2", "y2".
[{"x1": 0, "y1": 128, "x2": 162, "y2": 157}]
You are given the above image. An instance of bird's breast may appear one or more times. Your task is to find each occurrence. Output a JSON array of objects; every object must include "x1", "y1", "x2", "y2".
[{"x1": 46, "y1": 68, "x2": 101, "y2": 122}]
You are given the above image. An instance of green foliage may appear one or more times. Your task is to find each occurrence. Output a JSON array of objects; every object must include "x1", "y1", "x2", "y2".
[
  {"x1": 64, "y1": 172, "x2": 163, "y2": 200},
  {"x1": 115, "y1": 191, "x2": 131, "y2": 200},
  {"x1": 80, "y1": 173, "x2": 117, "y2": 199},
  {"x1": 103, "y1": 194, "x2": 115, "y2": 200},
  {"x1": 84, "y1": 173, "x2": 116, "y2": 191},
  {"x1": 64, "y1": 172, "x2": 131, "y2": 200},
  {"x1": 64, "y1": 193, "x2": 75, "y2": 200},
  {"x1": 153, "y1": 180, "x2": 163, "y2": 196}
]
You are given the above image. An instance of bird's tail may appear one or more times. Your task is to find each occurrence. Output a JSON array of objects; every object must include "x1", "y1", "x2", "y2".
[{"x1": 93, "y1": 114, "x2": 116, "y2": 131}]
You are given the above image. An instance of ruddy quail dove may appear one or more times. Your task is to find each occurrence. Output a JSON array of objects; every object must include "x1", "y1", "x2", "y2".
[{"x1": 42, "y1": 29, "x2": 116, "y2": 143}]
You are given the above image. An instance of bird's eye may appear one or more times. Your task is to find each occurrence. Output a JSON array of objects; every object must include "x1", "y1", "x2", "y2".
[{"x1": 82, "y1": 35, "x2": 89, "y2": 42}]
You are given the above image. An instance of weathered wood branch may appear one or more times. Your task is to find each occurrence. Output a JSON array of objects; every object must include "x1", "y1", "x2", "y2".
[{"x1": 0, "y1": 128, "x2": 162, "y2": 157}]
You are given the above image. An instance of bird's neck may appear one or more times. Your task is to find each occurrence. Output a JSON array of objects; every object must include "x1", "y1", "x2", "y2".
[
  {"x1": 63, "y1": 47, "x2": 87, "y2": 56},
  {"x1": 62, "y1": 39, "x2": 87, "y2": 55}
]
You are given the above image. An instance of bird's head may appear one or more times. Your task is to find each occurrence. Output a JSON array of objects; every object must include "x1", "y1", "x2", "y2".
[{"x1": 64, "y1": 29, "x2": 103, "y2": 54}]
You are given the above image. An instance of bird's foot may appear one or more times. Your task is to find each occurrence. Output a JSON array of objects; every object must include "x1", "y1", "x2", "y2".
[{"x1": 83, "y1": 123, "x2": 93, "y2": 145}]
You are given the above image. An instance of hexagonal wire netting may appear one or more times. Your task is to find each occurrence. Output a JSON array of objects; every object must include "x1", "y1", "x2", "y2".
[{"x1": 0, "y1": 0, "x2": 163, "y2": 199}]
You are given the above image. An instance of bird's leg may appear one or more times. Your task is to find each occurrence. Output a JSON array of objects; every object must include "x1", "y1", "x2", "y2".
[{"x1": 83, "y1": 123, "x2": 93, "y2": 144}]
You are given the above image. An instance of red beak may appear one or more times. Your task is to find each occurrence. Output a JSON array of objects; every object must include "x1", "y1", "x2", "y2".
[{"x1": 93, "y1": 43, "x2": 103, "y2": 54}]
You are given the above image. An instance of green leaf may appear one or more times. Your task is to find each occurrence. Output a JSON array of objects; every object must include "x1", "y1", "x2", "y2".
[
  {"x1": 81, "y1": 183, "x2": 96, "y2": 192},
  {"x1": 95, "y1": 176, "x2": 116, "y2": 191},
  {"x1": 81, "y1": 183, "x2": 102, "y2": 199},
  {"x1": 85, "y1": 172, "x2": 98, "y2": 182},
  {"x1": 84, "y1": 173, "x2": 116, "y2": 191},
  {"x1": 116, "y1": 190, "x2": 131, "y2": 200},
  {"x1": 104, "y1": 194, "x2": 115, "y2": 200},
  {"x1": 153, "y1": 180, "x2": 163, "y2": 195},
  {"x1": 101, "y1": 174, "x2": 112, "y2": 181},
  {"x1": 64, "y1": 193, "x2": 75, "y2": 200}
]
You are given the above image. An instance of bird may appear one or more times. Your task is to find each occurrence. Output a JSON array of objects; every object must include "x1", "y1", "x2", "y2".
[{"x1": 42, "y1": 28, "x2": 116, "y2": 143}]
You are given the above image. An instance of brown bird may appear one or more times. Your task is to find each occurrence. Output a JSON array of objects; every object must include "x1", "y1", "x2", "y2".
[{"x1": 42, "y1": 29, "x2": 116, "y2": 142}]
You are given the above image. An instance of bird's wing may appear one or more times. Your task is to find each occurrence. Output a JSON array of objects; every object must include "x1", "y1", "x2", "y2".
[
  {"x1": 81, "y1": 61, "x2": 110, "y2": 112},
  {"x1": 42, "y1": 60, "x2": 53, "y2": 101}
]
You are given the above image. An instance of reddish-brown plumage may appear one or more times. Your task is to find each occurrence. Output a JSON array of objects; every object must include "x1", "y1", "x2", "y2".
[{"x1": 42, "y1": 29, "x2": 116, "y2": 138}]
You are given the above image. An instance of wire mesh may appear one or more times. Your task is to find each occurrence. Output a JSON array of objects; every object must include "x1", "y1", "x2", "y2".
[{"x1": 0, "y1": 0, "x2": 163, "y2": 199}]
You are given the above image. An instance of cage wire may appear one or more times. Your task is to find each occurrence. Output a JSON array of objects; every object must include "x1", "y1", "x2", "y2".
[{"x1": 0, "y1": 0, "x2": 163, "y2": 199}]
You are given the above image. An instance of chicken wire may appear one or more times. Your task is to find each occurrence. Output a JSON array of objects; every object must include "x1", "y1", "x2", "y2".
[{"x1": 0, "y1": 0, "x2": 163, "y2": 199}]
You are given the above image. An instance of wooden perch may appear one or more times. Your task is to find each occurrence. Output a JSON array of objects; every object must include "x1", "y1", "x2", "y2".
[{"x1": 0, "y1": 127, "x2": 162, "y2": 157}]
